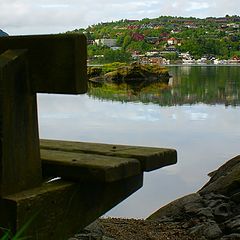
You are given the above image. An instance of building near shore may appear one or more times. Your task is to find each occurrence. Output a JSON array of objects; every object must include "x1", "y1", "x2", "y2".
[{"x1": 95, "y1": 39, "x2": 117, "y2": 47}]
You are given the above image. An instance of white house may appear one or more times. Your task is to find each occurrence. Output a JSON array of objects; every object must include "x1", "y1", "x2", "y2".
[
  {"x1": 167, "y1": 37, "x2": 178, "y2": 45},
  {"x1": 95, "y1": 39, "x2": 117, "y2": 47}
]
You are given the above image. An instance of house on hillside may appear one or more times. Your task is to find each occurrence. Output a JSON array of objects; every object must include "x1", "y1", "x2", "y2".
[
  {"x1": 167, "y1": 37, "x2": 178, "y2": 45},
  {"x1": 94, "y1": 39, "x2": 117, "y2": 47},
  {"x1": 165, "y1": 45, "x2": 177, "y2": 52},
  {"x1": 145, "y1": 37, "x2": 160, "y2": 44},
  {"x1": 132, "y1": 33, "x2": 145, "y2": 41},
  {"x1": 127, "y1": 25, "x2": 140, "y2": 30}
]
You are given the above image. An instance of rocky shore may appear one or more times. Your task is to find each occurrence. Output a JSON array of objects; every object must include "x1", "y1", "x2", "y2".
[
  {"x1": 70, "y1": 155, "x2": 240, "y2": 240},
  {"x1": 88, "y1": 62, "x2": 170, "y2": 85}
]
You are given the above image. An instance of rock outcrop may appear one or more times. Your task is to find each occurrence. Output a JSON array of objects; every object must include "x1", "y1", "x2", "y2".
[
  {"x1": 88, "y1": 62, "x2": 170, "y2": 85},
  {"x1": 148, "y1": 155, "x2": 240, "y2": 239},
  {"x1": 0, "y1": 29, "x2": 8, "y2": 37},
  {"x1": 70, "y1": 155, "x2": 240, "y2": 240}
]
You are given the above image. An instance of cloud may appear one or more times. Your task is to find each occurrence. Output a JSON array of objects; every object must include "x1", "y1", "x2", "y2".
[{"x1": 1, "y1": 0, "x2": 240, "y2": 35}]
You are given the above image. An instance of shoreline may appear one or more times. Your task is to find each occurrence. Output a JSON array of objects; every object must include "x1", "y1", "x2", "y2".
[{"x1": 72, "y1": 155, "x2": 240, "y2": 240}]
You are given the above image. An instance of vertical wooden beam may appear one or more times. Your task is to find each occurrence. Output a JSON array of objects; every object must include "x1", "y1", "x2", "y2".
[{"x1": 0, "y1": 49, "x2": 42, "y2": 196}]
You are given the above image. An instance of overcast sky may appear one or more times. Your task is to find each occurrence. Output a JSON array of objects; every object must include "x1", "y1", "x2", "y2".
[{"x1": 1, "y1": 0, "x2": 240, "y2": 35}]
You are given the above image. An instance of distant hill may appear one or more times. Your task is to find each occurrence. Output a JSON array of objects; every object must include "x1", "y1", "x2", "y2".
[{"x1": 0, "y1": 29, "x2": 8, "y2": 36}]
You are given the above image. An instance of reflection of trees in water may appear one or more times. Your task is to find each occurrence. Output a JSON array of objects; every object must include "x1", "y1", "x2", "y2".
[{"x1": 88, "y1": 66, "x2": 240, "y2": 106}]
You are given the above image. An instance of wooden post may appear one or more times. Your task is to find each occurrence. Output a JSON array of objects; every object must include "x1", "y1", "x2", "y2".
[
  {"x1": 0, "y1": 34, "x2": 87, "y2": 196},
  {"x1": 0, "y1": 49, "x2": 42, "y2": 196}
]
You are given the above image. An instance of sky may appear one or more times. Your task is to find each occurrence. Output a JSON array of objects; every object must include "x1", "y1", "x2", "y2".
[{"x1": 1, "y1": 0, "x2": 240, "y2": 35}]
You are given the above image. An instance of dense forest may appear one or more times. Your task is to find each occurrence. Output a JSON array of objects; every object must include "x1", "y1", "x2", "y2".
[{"x1": 68, "y1": 15, "x2": 240, "y2": 63}]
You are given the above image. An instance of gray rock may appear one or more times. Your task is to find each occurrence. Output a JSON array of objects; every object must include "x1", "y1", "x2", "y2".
[
  {"x1": 189, "y1": 223, "x2": 205, "y2": 236},
  {"x1": 221, "y1": 233, "x2": 240, "y2": 239},
  {"x1": 155, "y1": 216, "x2": 175, "y2": 223},
  {"x1": 184, "y1": 201, "x2": 204, "y2": 214},
  {"x1": 148, "y1": 193, "x2": 203, "y2": 220},
  {"x1": 204, "y1": 193, "x2": 229, "y2": 201},
  {"x1": 231, "y1": 193, "x2": 240, "y2": 203},
  {"x1": 214, "y1": 203, "x2": 232, "y2": 222},
  {"x1": 204, "y1": 156, "x2": 240, "y2": 186},
  {"x1": 208, "y1": 199, "x2": 223, "y2": 208},
  {"x1": 203, "y1": 222, "x2": 223, "y2": 239},
  {"x1": 197, "y1": 207, "x2": 214, "y2": 218},
  {"x1": 73, "y1": 221, "x2": 103, "y2": 240},
  {"x1": 189, "y1": 222, "x2": 222, "y2": 239},
  {"x1": 225, "y1": 216, "x2": 240, "y2": 233},
  {"x1": 102, "y1": 237, "x2": 116, "y2": 240},
  {"x1": 71, "y1": 235, "x2": 90, "y2": 240},
  {"x1": 85, "y1": 221, "x2": 103, "y2": 236},
  {"x1": 199, "y1": 156, "x2": 240, "y2": 196}
]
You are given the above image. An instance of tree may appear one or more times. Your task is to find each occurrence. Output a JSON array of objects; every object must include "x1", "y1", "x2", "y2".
[
  {"x1": 103, "y1": 49, "x2": 132, "y2": 63},
  {"x1": 122, "y1": 35, "x2": 132, "y2": 50}
]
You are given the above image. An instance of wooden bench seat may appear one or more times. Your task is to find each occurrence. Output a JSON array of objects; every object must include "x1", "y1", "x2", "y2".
[
  {"x1": 40, "y1": 139, "x2": 177, "y2": 182},
  {"x1": 41, "y1": 149, "x2": 141, "y2": 182},
  {"x1": 0, "y1": 35, "x2": 178, "y2": 240}
]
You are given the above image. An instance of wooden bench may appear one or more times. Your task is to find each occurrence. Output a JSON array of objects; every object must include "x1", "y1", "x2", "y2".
[{"x1": 0, "y1": 34, "x2": 177, "y2": 239}]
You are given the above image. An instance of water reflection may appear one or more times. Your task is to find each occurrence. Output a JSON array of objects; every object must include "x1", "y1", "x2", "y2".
[
  {"x1": 88, "y1": 66, "x2": 240, "y2": 106},
  {"x1": 37, "y1": 66, "x2": 240, "y2": 219}
]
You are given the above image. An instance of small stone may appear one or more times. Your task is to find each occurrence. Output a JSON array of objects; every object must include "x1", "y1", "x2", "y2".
[
  {"x1": 221, "y1": 233, "x2": 240, "y2": 239},
  {"x1": 189, "y1": 223, "x2": 205, "y2": 236},
  {"x1": 213, "y1": 194, "x2": 229, "y2": 200},
  {"x1": 72, "y1": 234, "x2": 90, "y2": 240},
  {"x1": 231, "y1": 193, "x2": 240, "y2": 203},
  {"x1": 102, "y1": 237, "x2": 116, "y2": 240},
  {"x1": 225, "y1": 216, "x2": 240, "y2": 232},
  {"x1": 204, "y1": 193, "x2": 229, "y2": 201},
  {"x1": 203, "y1": 193, "x2": 216, "y2": 200},
  {"x1": 203, "y1": 223, "x2": 223, "y2": 239},
  {"x1": 214, "y1": 203, "x2": 232, "y2": 222},
  {"x1": 197, "y1": 207, "x2": 214, "y2": 218},
  {"x1": 189, "y1": 222, "x2": 223, "y2": 239},
  {"x1": 184, "y1": 201, "x2": 204, "y2": 214},
  {"x1": 208, "y1": 199, "x2": 223, "y2": 208},
  {"x1": 156, "y1": 216, "x2": 175, "y2": 223}
]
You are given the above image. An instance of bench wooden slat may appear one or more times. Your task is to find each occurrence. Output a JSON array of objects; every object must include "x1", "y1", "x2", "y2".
[
  {"x1": 1, "y1": 174, "x2": 143, "y2": 240},
  {"x1": 0, "y1": 34, "x2": 87, "y2": 94},
  {"x1": 40, "y1": 139, "x2": 177, "y2": 171},
  {"x1": 41, "y1": 149, "x2": 141, "y2": 182}
]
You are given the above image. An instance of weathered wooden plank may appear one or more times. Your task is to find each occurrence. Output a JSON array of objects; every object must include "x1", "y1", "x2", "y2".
[
  {"x1": 0, "y1": 174, "x2": 143, "y2": 240},
  {"x1": 0, "y1": 34, "x2": 87, "y2": 94},
  {"x1": 0, "y1": 50, "x2": 42, "y2": 197},
  {"x1": 41, "y1": 149, "x2": 141, "y2": 182},
  {"x1": 40, "y1": 139, "x2": 177, "y2": 171}
]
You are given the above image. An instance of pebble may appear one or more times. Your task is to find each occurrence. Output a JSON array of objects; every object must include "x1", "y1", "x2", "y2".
[
  {"x1": 221, "y1": 233, "x2": 240, "y2": 239},
  {"x1": 231, "y1": 193, "x2": 240, "y2": 203}
]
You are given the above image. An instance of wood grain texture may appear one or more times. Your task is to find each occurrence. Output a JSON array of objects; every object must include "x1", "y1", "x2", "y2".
[
  {"x1": 41, "y1": 149, "x2": 141, "y2": 182},
  {"x1": 0, "y1": 50, "x2": 42, "y2": 196},
  {"x1": 0, "y1": 34, "x2": 87, "y2": 94},
  {"x1": 40, "y1": 139, "x2": 177, "y2": 172},
  {"x1": 0, "y1": 174, "x2": 143, "y2": 240}
]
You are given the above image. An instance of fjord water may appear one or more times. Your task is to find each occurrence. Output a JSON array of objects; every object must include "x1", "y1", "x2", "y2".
[{"x1": 38, "y1": 65, "x2": 240, "y2": 219}]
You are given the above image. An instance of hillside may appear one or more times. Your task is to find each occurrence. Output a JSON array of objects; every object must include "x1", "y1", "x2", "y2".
[
  {"x1": 68, "y1": 15, "x2": 240, "y2": 63},
  {"x1": 0, "y1": 29, "x2": 8, "y2": 36}
]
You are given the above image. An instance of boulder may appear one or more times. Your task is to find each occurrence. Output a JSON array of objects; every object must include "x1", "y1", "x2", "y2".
[
  {"x1": 199, "y1": 155, "x2": 240, "y2": 196},
  {"x1": 0, "y1": 29, "x2": 8, "y2": 37},
  {"x1": 147, "y1": 193, "x2": 203, "y2": 221},
  {"x1": 89, "y1": 62, "x2": 170, "y2": 85}
]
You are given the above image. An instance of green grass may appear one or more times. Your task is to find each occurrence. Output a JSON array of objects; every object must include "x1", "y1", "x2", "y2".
[{"x1": 0, "y1": 211, "x2": 39, "y2": 240}]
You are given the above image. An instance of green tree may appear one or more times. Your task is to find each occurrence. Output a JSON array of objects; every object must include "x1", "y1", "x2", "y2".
[{"x1": 122, "y1": 35, "x2": 132, "y2": 50}]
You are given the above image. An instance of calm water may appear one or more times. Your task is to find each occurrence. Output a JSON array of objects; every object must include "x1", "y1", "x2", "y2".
[{"x1": 37, "y1": 66, "x2": 240, "y2": 219}]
